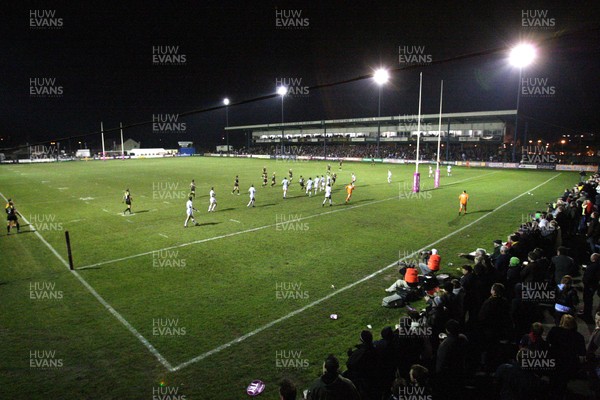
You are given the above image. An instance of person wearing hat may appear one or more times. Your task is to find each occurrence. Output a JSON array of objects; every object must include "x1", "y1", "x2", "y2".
[
  {"x1": 5, "y1": 198, "x2": 21, "y2": 234},
  {"x1": 490, "y1": 239, "x2": 503, "y2": 264},
  {"x1": 344, "y1": 330, "x2": 380, "y2": 400},
  {"x1": 506, "y1": 257, "x2": 521, "y2": 299},
  {"x1": 306, "y1": 354, "x2": 360, "y2": 400}
]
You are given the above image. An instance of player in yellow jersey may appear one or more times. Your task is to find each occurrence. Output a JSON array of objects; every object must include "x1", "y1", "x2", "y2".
[
  {"x1": 459, "y1": 190, "x2": 469, "y2": 215},
  {"x1": 345, "y1": 183, "x2": 355, "y2": 204}
]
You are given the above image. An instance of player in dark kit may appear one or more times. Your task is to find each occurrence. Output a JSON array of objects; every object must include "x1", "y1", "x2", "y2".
[
  {"x1": 288, "y1": 169, "x2": 293, "y2": 182},
  {"x1": 299, "y1": 176, "x2": 305, "y2": 190},
  {"x1": 332, "y1": 173, "x2": 337, "y2": 185},
  {"x1": 262, "y1": 173, "x2": 268, "y2": 187},
  {"x1": 339, "y1": 159, "x2": 343, "y2": 170},
  {"x1": 5, "y1": 198, "x2": 21, "y2": 234},
  {"x1": 271, "y1": 173, "x2": 276, "y2": 187},
  {"x1": 232, "y1": 176, "x2": 240, "y2": 195},
  {"x1": 190, "y1": 179, "x2": 196, "y2": 198},
  {"x1": 123, "y1": 189, "x2": 133, "y2": 214}
]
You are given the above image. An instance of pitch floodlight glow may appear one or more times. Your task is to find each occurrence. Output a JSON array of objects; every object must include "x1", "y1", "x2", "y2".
[
  {"x1": 223, "y1": 98, "x2": 230, "y2": 106},
  {"x1": 373, "y1": 68, "x2": 389, "y2": 85},
  {"x1": 277, "y1": 86, "x2": 288, "y2": 96},
  {"x1": 509, "y1": 43, "x2": 536, "y2": 68}
]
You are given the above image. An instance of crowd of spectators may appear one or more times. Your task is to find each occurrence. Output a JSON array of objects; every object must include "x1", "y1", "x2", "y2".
[
  {"x1": 278, "y1": 173, "x2": 600, "y2": 400},
  {"x1": 239, "y1": 144, "x2": 503, "y2": 162}
]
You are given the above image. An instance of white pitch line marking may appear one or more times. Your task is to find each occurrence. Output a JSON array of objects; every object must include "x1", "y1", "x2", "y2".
[
  {"x1": 102, "y1": 209, "x2": 110, "y2": 213},
  {"x1": 170, "y1": 173, "x2": 562, "y2": 371},
  {"x1": 0, "y1": 191, "x2": 173, "y2": 371},
  {"x1": 229, "y1": 219, "x2": 241, "y2": 223},
  {"x1": 159, "y1": 233, "x2": 168, "y2": 238},
  {"x1": 78, "y1": 171, "x2": 503, "y2": 270}
]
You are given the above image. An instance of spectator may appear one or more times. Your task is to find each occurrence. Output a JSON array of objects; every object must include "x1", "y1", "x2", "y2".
[
  {"x1": 495, "y1": 349, "x2": 546, "y2": 400},
  {"x1": 506, "y1": 257, "x2": 521, "y2": 299},
  {"x1": 547, "y1": 314, "x2": 586, "y2": 398},
  {"x1": 587, "y1": 212, "x2": 600, "y2": 254},
  {"x1": 345, "y1": 330, "x2": 381, "y2": 400},
  {"x1": 418, "y1": 249, "x2": 441, "y2": 276},
  {"x1": 374, "y1": 327, "x2": 399, "y2": 397},
  {"x1": 554, "y1": 275, "x2": 579, "y2": 325},
  {"x1": 551, "y1": 247, "x2": 577, "y2": 284},
  {"x1": 586, "y1": 312, "x2": 600, "y2": 396},
  {"x1": 306, "y1": 354, "x2": 360, "y2": 400},
  {"x1": 519, "y1": 322, "x2": 549, "y2": 352},
  {"x1": 520, "y1": 251, "x2": 546, "y2": 283},
  {"x1": 582, "y1": 253, "x2": 600, "y2": 324},
  {"x1": 478, "y1": 283, "x2": 514, "y2": 369},
  {"x1": 491, "y1": 239, "x2": 503, "y2": 264},
  {"x1": 279, "y1": 379, "x2": 297, "y2": 400},
  {"x1": 494, "y1": 245, "x2": 511, "y2": 283}
]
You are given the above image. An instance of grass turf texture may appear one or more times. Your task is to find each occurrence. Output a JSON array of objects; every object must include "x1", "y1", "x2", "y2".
[{"x1": 0, "y1": 157, "x2": 576, "y2": 399}]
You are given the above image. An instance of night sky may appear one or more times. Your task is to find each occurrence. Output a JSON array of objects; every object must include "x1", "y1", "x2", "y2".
[{"x1": 2, "y1": 0, "x2": 599, "y2": 151}]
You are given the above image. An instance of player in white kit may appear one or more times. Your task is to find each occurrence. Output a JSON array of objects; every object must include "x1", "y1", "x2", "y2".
[
  {"x1": 322, "y1": 183, "x2": 332, "y2": 207},
  {"x1": 282, "y1": 177, "x2": 289, "y2": 199},
  {"x1": 208, "y1": 187, "x2": 217, "y2": 212},
  {"x1": 306, "y1": 177, "x2": 313, "y2": 196},
  {"x1": 247, "y1": 185, "x2": 256, "y2": 207},
  {"x1": 184, "y1": 196, "x2": 199, "y2": 227},
  {"x1": 387, "y1": 170, "x2": 392, "y2": 183}
]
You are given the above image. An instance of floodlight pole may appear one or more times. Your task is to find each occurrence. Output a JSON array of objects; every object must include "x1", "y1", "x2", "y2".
[
  {"x1": 435, "y1": 80, "x2": 443, "y2": 188},
  {"x1": 413, "y1": 72, "x2": 423, "y2": 193},
  {"x1": 280, "y1": 94, "x2": 285, "y2": 156},
  {"x1": 377, "y1": 84, "x2": 382, "y2": 158},
  {"x1": 100, "y1": 121, "x2": 106, "y2": 160},
  {"x1": 119, "y1": 122, "x2": 124, "y2": 159},
  {"x1": 512, "y1": 68, "x2": 523, "y2": 162}
]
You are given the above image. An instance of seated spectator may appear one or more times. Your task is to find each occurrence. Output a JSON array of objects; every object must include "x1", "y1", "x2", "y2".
[
  {"x1": 306, "y1": 354, "x2": 360, "y2": 400},
  {"x1": 418, "y1": 249, "x2": 441, "y2": 276},
  {"x1": 553, "y1": 275, "x2": 579, "y2": 325},
  {"x1": 385, "y1": 263, "x2": 419, "y2": 292}
]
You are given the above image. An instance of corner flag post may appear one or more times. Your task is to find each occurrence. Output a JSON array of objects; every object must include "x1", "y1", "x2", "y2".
[{"x1": 65, "y1": 230, "x2": 74, "y2": 270}]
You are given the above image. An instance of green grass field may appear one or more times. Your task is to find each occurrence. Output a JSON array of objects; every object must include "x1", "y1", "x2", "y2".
[{"x1": 0, "y1": 157, "x2": 576, "y2": 399}]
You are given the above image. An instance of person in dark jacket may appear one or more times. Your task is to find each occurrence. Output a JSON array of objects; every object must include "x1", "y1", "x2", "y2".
[
  {"x1": 506, "y1": 257, "x2": 521, "y2": 299},
  {"x1": 520, "y1": 251, "x2": 546, "y2": 283},
  {"x1": 547, "y1": 314, "x2": 586, "y2": 398},
  {"x1": 494, "y1": 245, "x2": 511, "y2": 284},
  {"x1": 479, "y1": 283, "x2": 514, "y2": 371},
  {"x1": 495, "y1": 349, "x2": 546, "y2": 400},
  {"x1": 374, "y1": 327, "x2": 400, "y2": 398},
  {"x1": 554, "y1": 275, "x2": 579, "y2": 325},
  {"x1": 583, "y1": 253, "x2": 600, "y2": 323},
  {"x1": 587, "y1": 212, "x2": 600, "y2": 254},
  {"x1": 306, "y1": 354, "x2": 360, "y2": 400},
  {"x1": 551, "y1": 247, "x2": 577, "y2": 284},
  {"x1": 344, "y1": 330, "x2": 381, "y2": 400}
]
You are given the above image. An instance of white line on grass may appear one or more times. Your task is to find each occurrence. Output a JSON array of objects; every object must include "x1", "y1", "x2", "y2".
[
  {"x1": 78, "y1": 172, "x2": 499, "y2": 270},
  {"x1": 159, "y1": 233, "x2": 169, "y2": 238},
  {"x1": 0, "y1": 192, "x2": 174, "y2": 371},
  {"x1": 229, "y1": 219, "x2": 241, "y2": 223},
  {"x1": 170, "y1": 173, "x2": 562, "y2": 371}
]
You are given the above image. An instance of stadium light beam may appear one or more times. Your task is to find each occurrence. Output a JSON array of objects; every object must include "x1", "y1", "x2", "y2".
[
  {"x1": 373, "y1": 68, "x2": 389, "y2": 158},
  {"x1": 509, "y1": 43, "x2": 536, "y2": 162},
  {"x1": 277, "y1": 86, "x2": 288, "y2": 155}
]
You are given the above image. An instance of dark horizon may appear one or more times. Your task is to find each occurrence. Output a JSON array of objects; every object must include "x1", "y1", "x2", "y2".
[{"x1": 2, "y1": 1, "x2": 599, "y2": 152}]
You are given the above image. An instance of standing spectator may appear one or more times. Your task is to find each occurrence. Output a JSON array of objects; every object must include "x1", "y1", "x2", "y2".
[
  {"x1": 491, "y1": 239, "x2": 503, "y2": 264},
  {"x1": 551, "y1": 247, "x2": 577, "y2": 285},
  {"x1": 554, "y1": 275, "x2": 579, "y2": 325},
  {"x1": 582, "y1": 253, "x2": 600, "y2": 323},
  {"x1": 345, "y1": 330, "x2": 381, "y2": 400},
  {"x1": 587, "y1": 212, "x2": 600, "y2": 254},
  {"x1": 494, "y1": 245, "x2": 511, "y2": 282},
  {"x1": 547, "y1": 315, "x2": 586, "y2": 398},
  {"x1": 306, "y1": 355, "x2": 360, "y2": 400},
  {"x1": 586, "y1": 312, "x2": 600, "y2": 396},
  {"x1": 506, "y1": 257, "x2": 521, "y2": 299}
]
